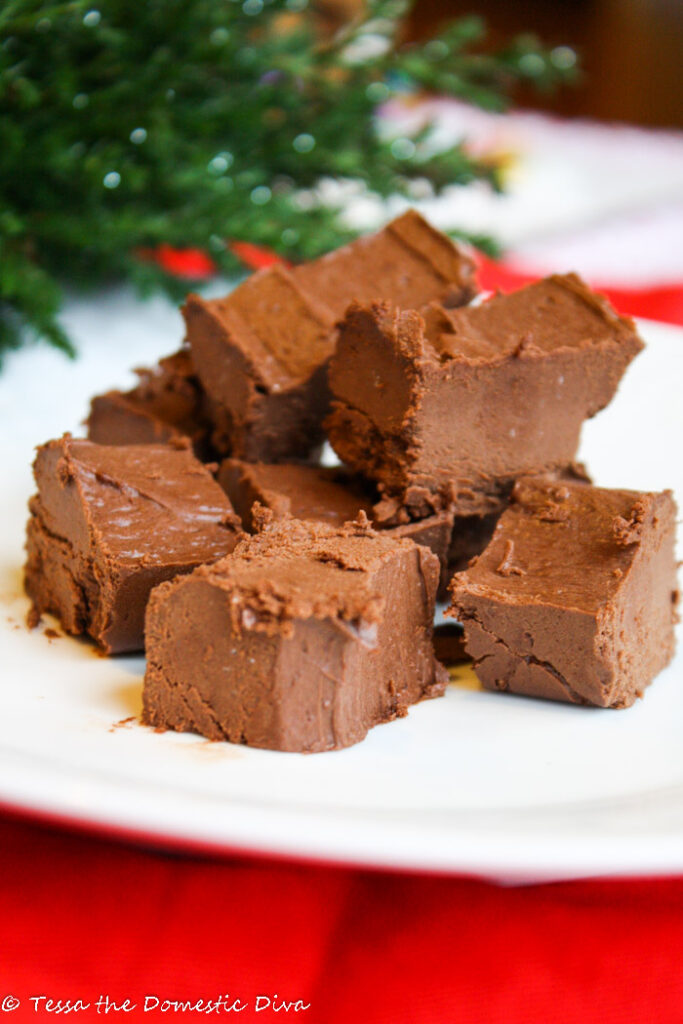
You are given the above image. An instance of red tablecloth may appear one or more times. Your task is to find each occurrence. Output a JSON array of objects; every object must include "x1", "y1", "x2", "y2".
[
  {"x1": 2, "y1": 815, "x2": 683, "y2": 1023},
  {"x1": 2, "y1": 270, "x2": 682, "y2": 1024}
]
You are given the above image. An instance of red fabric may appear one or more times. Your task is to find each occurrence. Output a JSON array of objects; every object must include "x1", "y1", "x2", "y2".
[
  {"x1": 137, "y1": 245, "x2": 218, "y2": 279},
  {"x1": 3, "y1": 249, "x2": 682, "y2": 1021},
  {"x1": 137, "y1": 240, "x2": 284, "y2": 278},
  {"x1": 229, "y1": 240, "x2": 289, "y2": 270},
  {"x1": 0, "y1": 816, "x2": 682, "y2": 1023}
]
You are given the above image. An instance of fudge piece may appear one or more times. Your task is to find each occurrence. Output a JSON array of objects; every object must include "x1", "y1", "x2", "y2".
[
  {"x1": 326, "y1": 275, "x2": 643, "y2": 518},
  {"x1": 290, "y1": 207, "x2": 476, "y2": 314},
  {"x1": 448, "y1": 476, "x2": 678, "y2": 707},
  {"x1": 441, "y1": 463, "x2": 592, "y2": 599},
  {"x1": 390, "y1": 510, "x2": 454, "y2": 594},
  {"x1": 24, "y1": 436, "x2": 242, "y2": 654},
  {"x1": 217, "y1": 458, "x2": 454, "y2": 594},
  {"x1": 87, "y1": 348, "x2": 218, "y2": 458},
  {"x1": 184, "y1": 210, "x2": 476, "y2": 462},
  {"x1": 143, "y1": 513, "x2": 447, "y2": 752}
]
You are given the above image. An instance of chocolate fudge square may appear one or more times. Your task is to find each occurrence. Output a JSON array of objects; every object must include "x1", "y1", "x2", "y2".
[
  {"x1": 448, "y1": 477, "x2": 678, "y2": 707},
  {"x1": 87, "y1": 348, "x2": 217, "y2": 458},
  {"x1": 143, "y1": 514, "x2": 447, "y2": 752},
  {"x1": 25, "y1": 436, "x2": 242, "y2": 654},
  {"x1": 183, "y1": 210, "x2": 476, "y2": 463},
  {"x1": 326, "y1": 274, "x2": 643, "y2": 518},
  {"x1": 218, "y1": 458, "x2": 454, "y2": 594},
  {"x1": 289, "y1": 207, "x2": 476, "y2": 313},
  {"x1": 442, "y1": 463, "x2": 592, "y2": 600}
]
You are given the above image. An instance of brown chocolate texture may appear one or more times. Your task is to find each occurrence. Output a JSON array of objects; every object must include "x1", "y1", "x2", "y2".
[
  {"x1": 86, "y1": 348, "x2": 220, "y2": 458},
  {"x1": 218, "y1": 458, "x2": 454, "y2": 596},
  {"x1": 24, "y1": 436, "x2": 242, "y2": 654},
  {"x1": 432, "y1": 623, "x2": 469, "y2": 666},
  {"x1": 218, "y1": 459, "x2": 370, "y2": 530},
  {"x1": 143, "y1": 515, "x2": 447, "y2": 752},
  {"x1": 184, "y1": 210, "x2": 476, "y2": 463},
  {"x1": 326, "y1": 274, "x2": 643, "y2": 518},
  {"x1": 448, "y1": 477, "x2": 678, "y2": 707},
  {"x1": 441, "y1": 462, "x2": 592, "y2": 600}
]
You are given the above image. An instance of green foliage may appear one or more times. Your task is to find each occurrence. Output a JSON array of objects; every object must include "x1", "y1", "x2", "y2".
[{"x1": 0, "y1": 0, "x2": 578, "y2": 360}]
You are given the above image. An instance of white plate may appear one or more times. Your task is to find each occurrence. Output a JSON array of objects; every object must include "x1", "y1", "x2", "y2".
[{"x1": 1, "y1": 292, "x2": 682, "y2": 882}]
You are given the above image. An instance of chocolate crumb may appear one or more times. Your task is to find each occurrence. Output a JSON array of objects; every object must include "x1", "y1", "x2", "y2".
[
  {"x1": 113, "y1": 716, "x2": 136, "y2": 729},
  {"x1": 56, "y1": 454, "x2": 73, "y2": 485},
  {"x1": 551, "y1": 485, "x2": 570, "y2": 502},
  {"x1": 168, "y1": 436, "x2": 192, "y2": 450},
  {"x1": 346, "y1": 509, "x2": 375, "y2": 535},
  {"x1": 512, "y1": 333, "x2": 536, "y2": 357},
  {"x1": 26, "y1": 606, "x2": 41, "y2": 630},
  {"x1": 613, "y1": 500, "x2": 647, "y2": 546},
  {"x1": 496, "y1": 539, "x2": 525, "y2": 577},
  {"x1": 395, "y1": 699, "x2": 409, "y2": 718},
  {"x1": 538, "y1": 502, "x2": 570, "y2": 523},
  {"x1": 251, "y1": 502, "x2": 277, "y2": 533}
]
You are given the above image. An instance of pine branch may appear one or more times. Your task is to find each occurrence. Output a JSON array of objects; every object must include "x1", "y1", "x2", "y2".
[{"x1": 0, "y1": 0, "x2": 578, "y2": 361}]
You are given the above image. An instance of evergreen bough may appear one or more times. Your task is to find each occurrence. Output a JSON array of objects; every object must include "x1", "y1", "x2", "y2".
[{"x1": 0, "y1": 0, "x2": 577, "y2": 361}]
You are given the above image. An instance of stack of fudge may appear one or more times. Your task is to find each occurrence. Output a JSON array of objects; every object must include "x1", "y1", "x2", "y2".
[{"x1": 25, "y1": 211, "x2": 678, "y2": 752}]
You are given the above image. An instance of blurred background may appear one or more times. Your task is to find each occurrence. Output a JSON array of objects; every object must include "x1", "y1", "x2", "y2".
[
  {"x1": 2, "y1": 0, "x2": 682, "y2": 366},
  {"x1": 330, "y1": 0, "x2": 683, "y2": 127}
]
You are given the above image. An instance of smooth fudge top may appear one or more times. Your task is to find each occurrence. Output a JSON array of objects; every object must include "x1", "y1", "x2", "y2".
[
  {"x1": 185, "y1": 510, "x2": 431, "y2": 637},
  {"x1": 184, "y1": 209, "x2": 476, "y2": 394},
  {"x1": 450, "y1": 476, "x2": 676, "y2": 616},
  {"x1": 290, "y1": 207, "x2": 476, "y2": 316},
  {"x1": 33, "y1": 436, "x2": 241, "y2": 568},
  {"x1": 428, "y1": 273, "x2": 640, "y2": 360},
  {"x1": 218, "y1": 459, "x2": 372, "y2": 530}
]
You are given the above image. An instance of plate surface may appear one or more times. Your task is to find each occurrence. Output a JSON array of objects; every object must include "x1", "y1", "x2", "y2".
[{"x1": 1, "y1": 292, "x2": 682, "y2": 881}]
